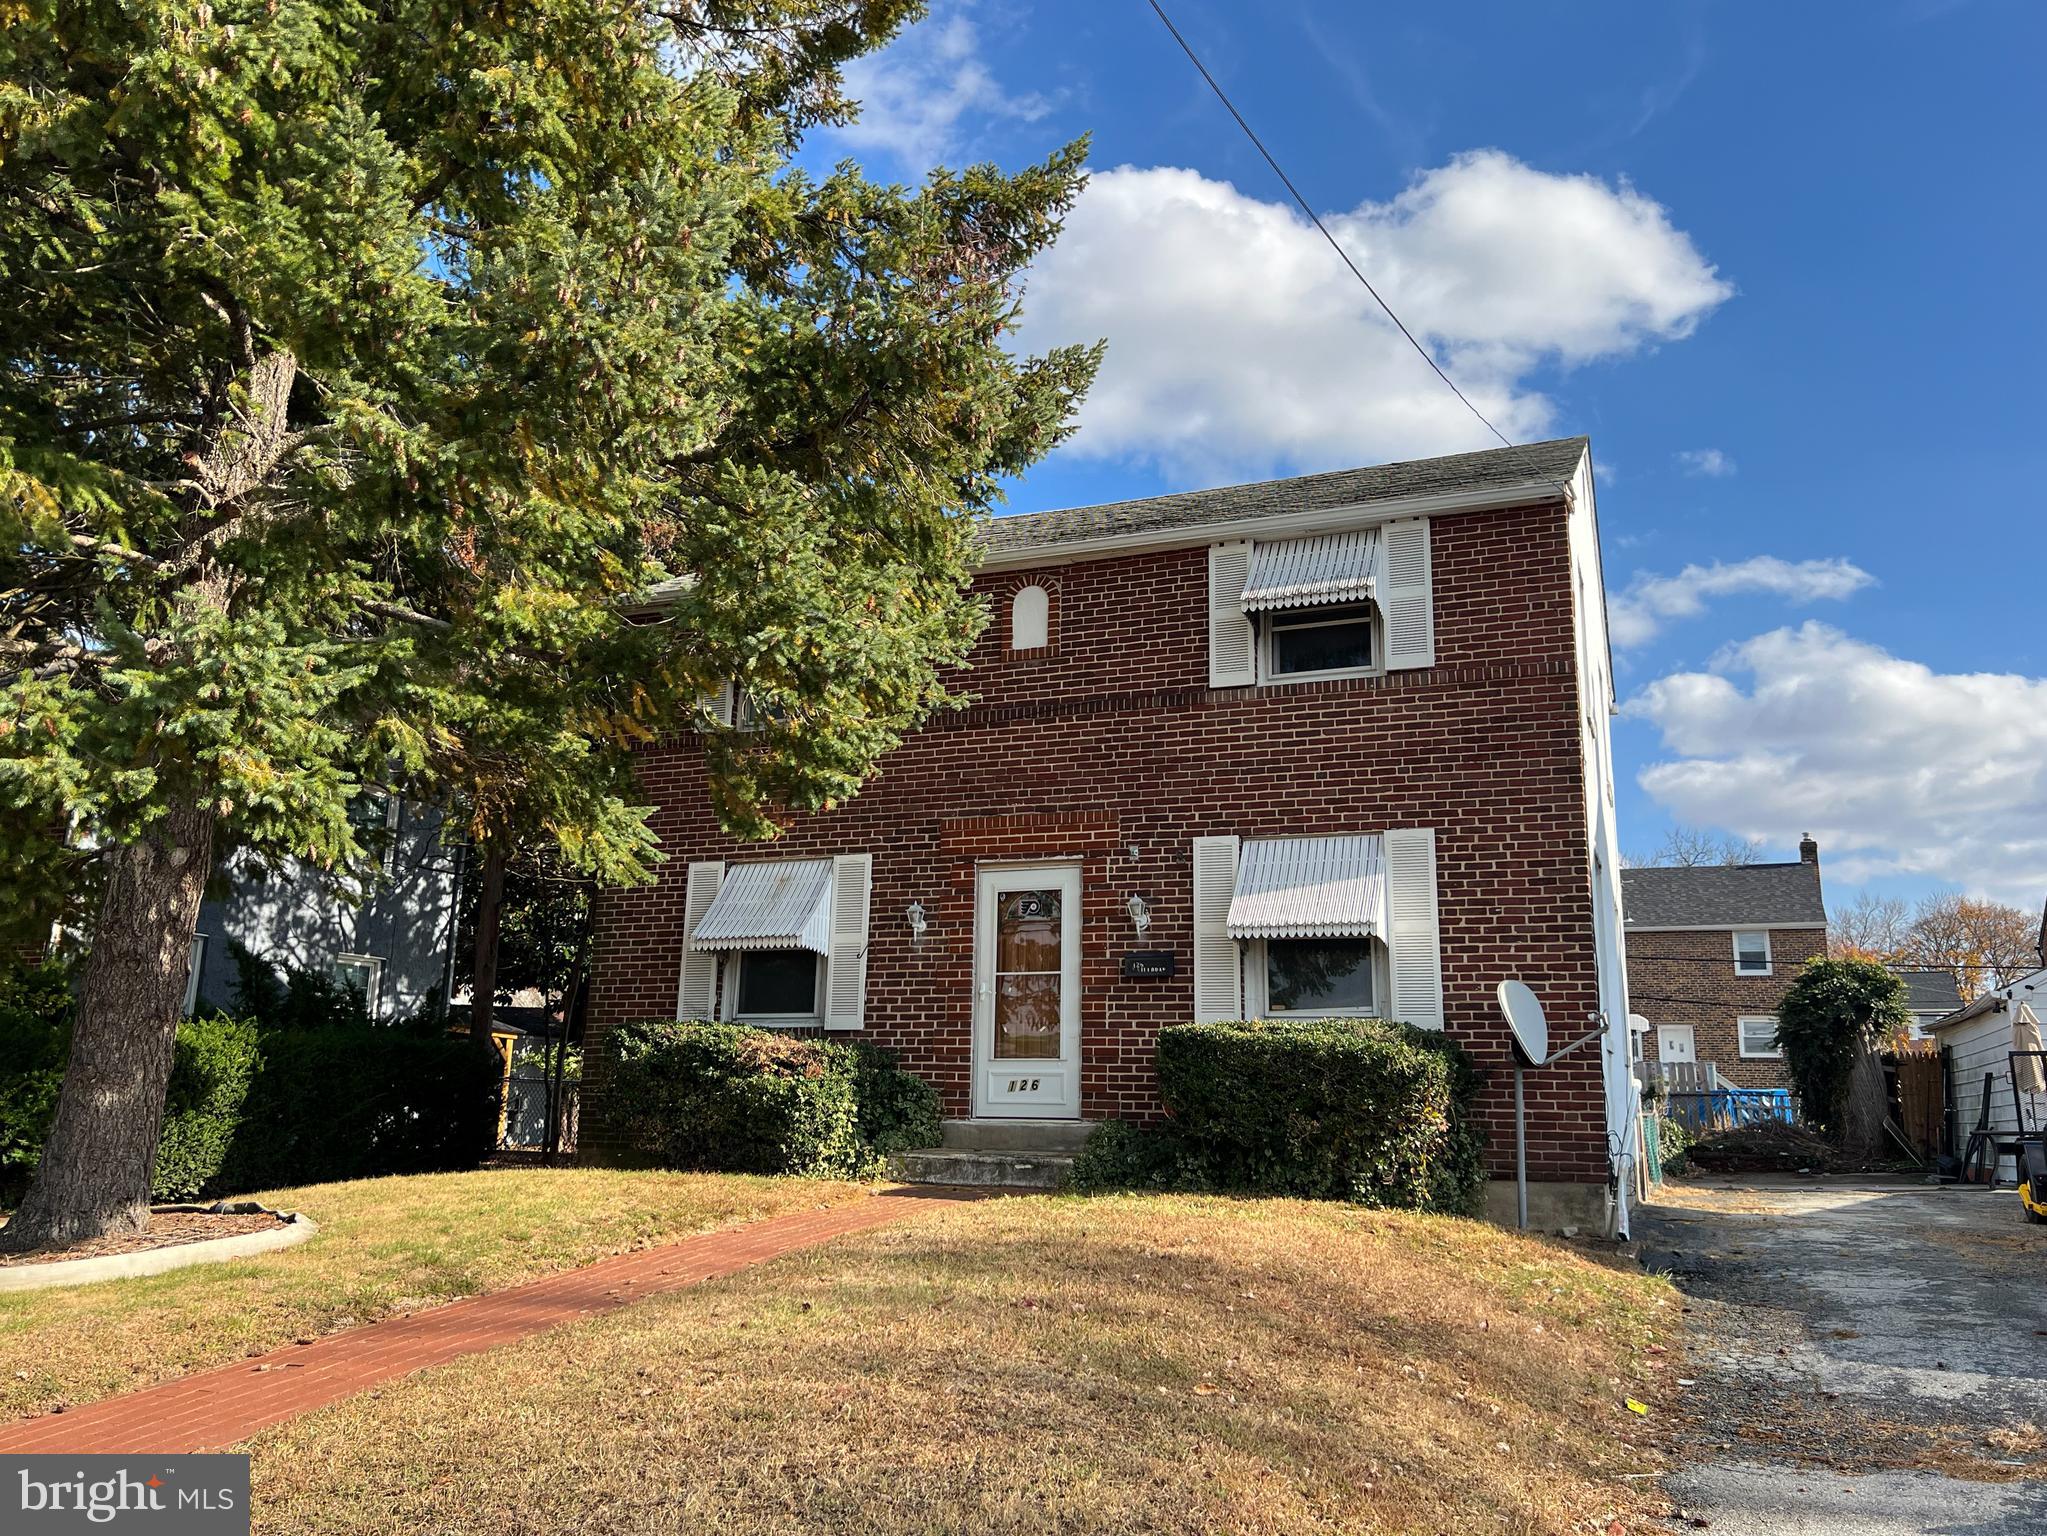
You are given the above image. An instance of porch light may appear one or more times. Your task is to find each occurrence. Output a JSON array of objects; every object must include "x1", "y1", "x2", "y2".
[
  {"x1": 904, "y1": 901, "x2": 927, "y2": 941},
  {"x1": 1125, "y1": 894, "x2": 1151, "y2": 934}
]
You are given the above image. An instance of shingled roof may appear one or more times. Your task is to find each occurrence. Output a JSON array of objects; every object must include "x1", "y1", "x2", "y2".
[
  {"x1": 1894, "y1": 968, "x2": 1964, "y2": 1016},
  {"x1": 978, "y1": 437, "x2": 1588, "y2": 561},
  {"x1": 1620, "y1": 862, "x2": 1827, "y2": 929}
]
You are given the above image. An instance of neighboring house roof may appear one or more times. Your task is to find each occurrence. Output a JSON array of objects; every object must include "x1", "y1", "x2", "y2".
[
  {"x1": 1928, "y1": 966, "x2": 2047, "y2": 1032},
  {"x1": 1895, "y1": 968, "x2": 1964, "y2": 1016},
  {"x1": 977, "y1": 437, "x2": 1588, "y2": 563},
  {"x1": 1620, "y1": 862, "x2": 1827, "y2": 929}
]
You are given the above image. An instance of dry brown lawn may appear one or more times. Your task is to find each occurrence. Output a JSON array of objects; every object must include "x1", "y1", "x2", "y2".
[
  {"x1": 250, "y1": 1194, "x2": 1675, "y2": 1535},
  {"x1": 0, "y1": 1168, "x2": 862, "y2": 1418}
]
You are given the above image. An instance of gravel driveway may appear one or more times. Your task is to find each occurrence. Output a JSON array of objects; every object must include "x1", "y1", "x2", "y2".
[{"x1": 1636, "y1": 1176, "x2": 2047, "y2": 1535}]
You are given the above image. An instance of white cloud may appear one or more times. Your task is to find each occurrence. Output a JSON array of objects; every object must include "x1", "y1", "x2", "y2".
[
  {"x1": 1608, "y1": 556, "x2": 1875, "y2": 648},
  {"x1": 1676, "y1": 447, "x2": 1736, "y2": 477},
  {"x1": 1627, "y1": 623, "x2": 2047, "y2": 904},
  {"x1": 1014, "y1": 152, "x2": 1732, "y2": 481},
  {"x1": 832, "y1": 3, "x2": 1050, "y2": 169}
]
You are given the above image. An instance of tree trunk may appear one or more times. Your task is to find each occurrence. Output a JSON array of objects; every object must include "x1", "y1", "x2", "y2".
[
  {"x1": 0, "y1": 798, "x2": 215, "y2": 1253},
  {"x1": 469, "y1": 844, "x2": 508, "y2": 1043},
  {"x1": 1842, "y1": 1045, "x2": 1887, "y2": 1159}
]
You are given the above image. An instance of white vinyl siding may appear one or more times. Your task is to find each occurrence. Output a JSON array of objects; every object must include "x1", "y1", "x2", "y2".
[{"x1": 1191, "y1": 836, "x2": 1244, "y2": 1020}]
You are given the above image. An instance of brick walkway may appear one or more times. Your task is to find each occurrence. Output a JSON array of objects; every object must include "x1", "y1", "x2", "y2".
[{"x1": 0, "y1": 1186, "x2": 971, "y2": 1455}]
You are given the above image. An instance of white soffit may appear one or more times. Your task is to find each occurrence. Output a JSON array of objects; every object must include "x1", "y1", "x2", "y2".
[
  {"x1": 1239, "y1": 529, "x2": 1382, "y2": 613},
  {"x1": 1227, "y1": 835, "x2": 1387, "y2": 940},
  {"x1": 689, "y1": 859, "x2": 834, "y2": 953}
]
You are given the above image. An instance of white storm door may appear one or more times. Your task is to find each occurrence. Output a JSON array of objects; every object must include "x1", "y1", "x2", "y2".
[
  {"x1": 1657, "y1": 1025, "x2": 1697, "y2": 1065},
  {"x1": 973, "y1": 864, "x2": 1082, "y2": 1119}
]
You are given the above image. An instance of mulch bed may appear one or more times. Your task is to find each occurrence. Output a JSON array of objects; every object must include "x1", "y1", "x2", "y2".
[{"x1": 0, "y1": 1209, "x2": 288, "y2": 1267}]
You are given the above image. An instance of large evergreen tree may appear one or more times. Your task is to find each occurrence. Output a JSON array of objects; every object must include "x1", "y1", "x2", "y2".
[{"x1": 0, "y1": 0, "x2": 1097, "y2": 1249}]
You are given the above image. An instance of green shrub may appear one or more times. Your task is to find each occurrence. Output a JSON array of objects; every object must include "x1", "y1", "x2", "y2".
[
  {"x1": 1073, "y1": 1018, "x2": 1486, "y2": 1215},
  {"x1": 1774, "y1": 958, "x2": 1910, "y2": 1139},
  {"x1": 845, "y1": 1042, "x2": 943, "y2": 1157},
  {"x1": 0, "y1": 963, "x2": 74, "y2": 1200},
  {"x1": 0, "y1": 961, "x2": 498, "y2": 1203},
  {"x1": 604, "y1": 1020, "x2": 941, "y2": 1178},
  {"x1": 153, "y1": 1015, "x2": 263, "y2": 1200},
  {"x1": 209, "y1": 1026, "x2": 501, "y2": 1193},
  {"x1": 1655, "y1": 1114, "x2": 1694, "y2": 1176}
]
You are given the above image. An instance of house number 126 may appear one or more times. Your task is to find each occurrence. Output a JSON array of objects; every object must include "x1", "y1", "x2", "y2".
[{"x1": 1005, "y1": 1078, "x2": 1042, "y2": 1093}]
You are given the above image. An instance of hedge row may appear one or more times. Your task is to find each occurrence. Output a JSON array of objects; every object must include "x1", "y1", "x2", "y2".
[
  {"x1": 1069, "y1": 1017, "x2": 1487, "y2": 1215},
  {"x1": 604, "y1": 1019, "x2": 941, "y2": 1178},
  {"x1": 1, "y1": 968, "x2": 500, "y2": 1203}
]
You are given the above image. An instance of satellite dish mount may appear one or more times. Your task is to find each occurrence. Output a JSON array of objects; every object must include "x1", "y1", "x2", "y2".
[{"x1": 1495, "y1": 980, "x2": 1606, "y2": 1231}]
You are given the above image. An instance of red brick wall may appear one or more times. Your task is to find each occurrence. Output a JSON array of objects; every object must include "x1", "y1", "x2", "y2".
[
  {"x1": 586, "y1": 497, "x2": 1613, "y2": 1183},
  {"x1": 1626, "y1": 926, "x2": 1827, "y2": 1089}
]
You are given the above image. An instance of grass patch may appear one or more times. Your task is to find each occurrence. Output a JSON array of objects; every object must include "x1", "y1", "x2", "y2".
[
  {"x1": 249, "y1": 1194, "x2": 1674, "y2": 1535},
  {"x1": 0, "y1": 1168, "x2": 862, "y2": 1418}
]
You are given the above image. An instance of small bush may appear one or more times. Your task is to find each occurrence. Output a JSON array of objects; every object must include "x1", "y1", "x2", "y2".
[
  {"x1": 1072, "y1": 1018, "x2": 1487, "y2": 1215},
  {"x1": 1654, "y1": 1114, "x2": 1693, "y2": 1176},
  {"x1": 605, "y1": 1020, "x2": 941, "y2": 1178},
  {"x1": 0, "y1": 961, "x2": 498, "y2": 1203},
  {"x1": 845, "y1": 1042, "x2": 943, "y2": 1157}
]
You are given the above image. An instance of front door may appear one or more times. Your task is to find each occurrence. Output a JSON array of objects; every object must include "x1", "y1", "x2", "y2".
[
  {"x1": 1657, "y1": 1025, "x2": 1697, "y2": 1066},
  {"x1": 973, "y1": 864, "x2": 1081, "y2": 1119}
]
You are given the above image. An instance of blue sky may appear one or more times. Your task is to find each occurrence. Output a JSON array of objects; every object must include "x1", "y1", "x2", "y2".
[{"x1": 803, "y1": 0, "x2": 2047, "y2": 910}]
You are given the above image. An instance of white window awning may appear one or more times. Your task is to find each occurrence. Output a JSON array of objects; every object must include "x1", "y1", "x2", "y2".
[
  {"x1": 1227, "y1": 835, "x2": 1386, "y2": 940},
  {"x1": 689, "y1": 859, "x2": 833, "y2": 953},
  {"x1": 1238, "y1": 530, "x2": 1381, "y2": 612}
]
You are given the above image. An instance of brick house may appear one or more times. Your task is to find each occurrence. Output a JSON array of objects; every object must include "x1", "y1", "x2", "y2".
[
  {"x1": 1620, "y1": 841, "x2": 1828, "y2": 1090},
  {"x1": 584, "y1": 437, "x2": 1639, "y2": 1229}
]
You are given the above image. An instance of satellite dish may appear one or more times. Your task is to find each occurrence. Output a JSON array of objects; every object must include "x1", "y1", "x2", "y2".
[{"x1": 1496, "y1": 980, "x2": 1549, "y2": 1067}]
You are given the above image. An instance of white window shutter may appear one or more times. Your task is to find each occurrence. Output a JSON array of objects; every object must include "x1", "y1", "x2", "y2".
[
  {"x1": 823, "y1": 852, "x2": 872, "y2": 1030},
  {"x1": 696, "y1": 683, "x2": 734, "y2": 728},
  {"x1": 1381, "y1": 518, "x2": 1435, "y2": 670},
  {"x1": 1208, "y1": 541, "x2": 1257, "y2": 687},
  {"x1": 1191, "y1": 835, "x2": 1243, "y2": 1021},
  {"x1": 675, "y1": 860, "x2": 725, "y2": 1019},
  {"x1": 1384, "y1": 828, "x2": 1444, "y2": 1030}
]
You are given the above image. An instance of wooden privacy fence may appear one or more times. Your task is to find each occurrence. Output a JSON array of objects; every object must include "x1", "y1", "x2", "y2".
[{"x1": 1890, "y1": 1048, "x2": 1944, "y2": 1159}]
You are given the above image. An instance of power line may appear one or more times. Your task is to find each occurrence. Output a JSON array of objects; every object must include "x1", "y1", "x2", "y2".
[{"x1": 1140, "y1": 0, "x2": 1514, "y2": 451}]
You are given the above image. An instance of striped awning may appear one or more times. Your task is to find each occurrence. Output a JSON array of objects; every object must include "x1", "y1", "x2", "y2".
[
  {"x1": 1227, "y1": 835, "x2": 1386, "y2": 940},
  {"x1": 689, "y1": 859, "x2": 833, "y2": 953},
  {"x1": 1238, "y1": 530, "x2": 1381, "y2": 612}
]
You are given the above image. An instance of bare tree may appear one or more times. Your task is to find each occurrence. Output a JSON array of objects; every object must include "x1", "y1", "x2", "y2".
[
  {"x1": 1902, "y1": 892, "x2": 2037, "y2": 1001},
  {"x1": 1830, "y1": 891, "x2": 1914, "y2": 961},
  {"x1": 1629, "y1": 824, "x2": 1766, "y2": 869}
]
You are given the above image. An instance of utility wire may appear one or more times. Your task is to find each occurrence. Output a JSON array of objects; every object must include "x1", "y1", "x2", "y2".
[{"x1": 1141, "y1": 0, "x2": 1514, "y2": 451}]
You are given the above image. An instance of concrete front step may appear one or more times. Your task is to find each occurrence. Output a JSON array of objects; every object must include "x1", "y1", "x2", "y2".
[
  {"x1": 892, "y1": 1148, "x2": 1078, "y2": 1191},
  {"x1": 938, "y1": 1118, "x2": 1098, "y2": 1153}
]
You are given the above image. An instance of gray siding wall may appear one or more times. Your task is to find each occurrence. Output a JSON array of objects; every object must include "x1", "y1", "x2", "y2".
[{"x1": 191, "y1": 803, "x2": 463, "y2": 1024}]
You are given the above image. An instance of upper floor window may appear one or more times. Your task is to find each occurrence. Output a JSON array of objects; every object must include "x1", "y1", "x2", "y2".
[
  {"x1": 1733, "y1": 930, "x2": 1773, "y2": 976},
  {"x1": 1264, "y1": 602, "x2": 1377, "y2": 679},
  {"x1": 1010, "y1": 584, "x2": 1050, "y2": 651}
]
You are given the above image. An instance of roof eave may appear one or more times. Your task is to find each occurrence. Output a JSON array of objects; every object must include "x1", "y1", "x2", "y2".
[{"x1": 975, "y1": 477, "x2": 1574, "y2": 573}]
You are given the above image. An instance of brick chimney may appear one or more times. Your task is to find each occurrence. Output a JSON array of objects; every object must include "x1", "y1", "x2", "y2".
[{"x1": 1799, "y1": 833, "x2": 1819, "y2": 866}]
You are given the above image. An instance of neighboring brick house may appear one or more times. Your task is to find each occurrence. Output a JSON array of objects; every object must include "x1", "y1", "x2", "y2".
[
  {"x1": 584, "y1": 437, "x2": 1639, "y2": 1228},
  {"x1": 1621, "y1": 842, "x2": 1828, "y2": 1089}
]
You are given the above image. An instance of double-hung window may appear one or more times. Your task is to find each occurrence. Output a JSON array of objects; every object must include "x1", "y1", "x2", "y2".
[
  {"x1": 1733, "y1": 930, "x2": 1772, "y2": 976},
  {"x1": 1264, "y1": 603, "x2": 1377, "y2": 679},
  {"x1": 1738, "y1": 1016, "x2": 1783, "y2": 1059}
]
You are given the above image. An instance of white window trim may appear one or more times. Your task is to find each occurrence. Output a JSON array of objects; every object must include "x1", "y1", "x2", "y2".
[
  {"x1": 1737, "y1": 1015, "x2": 1784, "y2": 1059},
  {"x1": 723, "y1": 950, "x2": 827, "y2": 1028},
  {"x1": 1732, "y1": 930, "x2": 1774, "y2": 976},
  {"x1": 1257, "y1": 602, "x2": 1384, "y2": 685},
  {"x1": 1245, "y1": 936, "x2": 1386, "y2": 1019},
  {"x1": 332, "y1": 953, "x2": 384, "y2": 1017}
]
